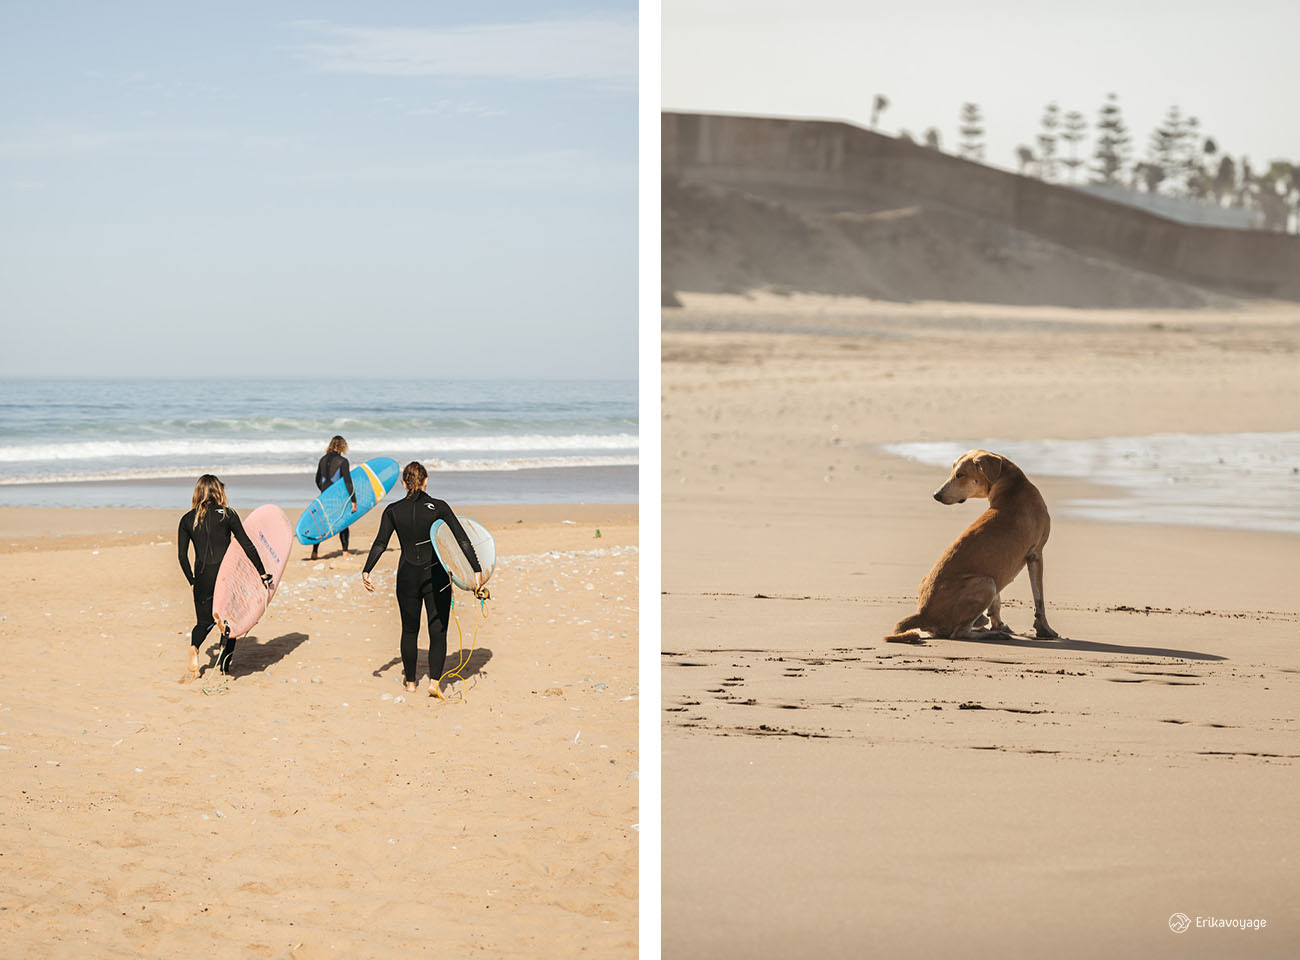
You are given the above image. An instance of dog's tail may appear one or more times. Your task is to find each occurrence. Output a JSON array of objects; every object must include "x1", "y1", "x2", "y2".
[{"x1": 883, "y1": 613, "x2": 925, "y2": 644}]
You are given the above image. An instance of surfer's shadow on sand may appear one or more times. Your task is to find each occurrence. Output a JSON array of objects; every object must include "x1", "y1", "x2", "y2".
[
  {"x1": 954, "y1": 631, "x2": 1226, "y2": 662},
  {"x1": 371, "y1": 647, "x2": 495, "y2": 685},
  {"x1": 299, "y1": 549, "x2": 358, "y2": 562},
  {"x1": 203, "y1": 631, "x2": 310, "y2": 678}
]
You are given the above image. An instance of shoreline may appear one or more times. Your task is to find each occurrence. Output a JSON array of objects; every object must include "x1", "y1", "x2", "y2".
[
  {"x1": 0, "y1": 464, "x2": 639, "y2": 509},
  {"x1": 877, "y1": 434, "x2": 1300, "y2": 536}
]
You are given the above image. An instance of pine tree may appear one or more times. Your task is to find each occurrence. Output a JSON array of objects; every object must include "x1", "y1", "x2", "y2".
[
  {"x1": 923, "y1": 127, "x2": 942, "y2": 151},
  {"x1": 1179, "y1": 116, "x2": 1203, "y2": 197},
  {"x1": 1059, "y1": 110, "x2": 1087, "y2": 183},
  {"x1": 1146, "y1": 105, "x2": 1187, "y2": 196},
  {"x1": 958, "y1": 103, "x2": 985, "y2": 161},
  {"x1": 1015, "y1": 145, "x2": 1035, "y2": 174},
  {"x1": 1037, "y1": 102, "x2": 1060, "y2": 181},
  {"x1": 1090, "y1": 93, "x2": 1131, "y2": 185}
]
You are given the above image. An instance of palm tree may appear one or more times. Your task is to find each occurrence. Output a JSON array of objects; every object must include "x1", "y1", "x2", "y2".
[
  {"x1": 1212, "y1": 154, "x2": 1236, "y2": 206},
  {"x1": 1260, "y1": 160, "x2": 1297, "y2": 231},
  {"x1": 871, "y1": 94, "x2": 890, "y2": 129},
  {"x1": 1291, "y1": 163, "x2": 1300, "y2": 233},
  {"x1": 1237, "y1": 157, "x2": 1255, "y2": 210},
  {"x1": 1184, "y1": 135, "x2": 1215, "y2": 201}
]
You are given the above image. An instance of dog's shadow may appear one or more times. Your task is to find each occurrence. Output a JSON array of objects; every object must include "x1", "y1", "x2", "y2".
[
  {"x1": 955, "y1": 631, "x2": 1226, "y2": 661},
  {"x1": 202, "y1": 632, "x2": 310, "y2": 677}
]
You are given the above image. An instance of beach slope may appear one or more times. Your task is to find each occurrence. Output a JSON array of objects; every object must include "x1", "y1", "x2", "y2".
[
  {"x1": 662, "y1": 297, "x2": 1300, "y2": 958},
  {"x1": 0, "y1": 504, "x2": 637, "y2": 957}
]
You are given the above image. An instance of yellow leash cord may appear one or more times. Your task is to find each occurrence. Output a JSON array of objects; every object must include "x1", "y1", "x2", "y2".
[{"x1": 437, "y1": 587, "x2": 490, "y2": 704}]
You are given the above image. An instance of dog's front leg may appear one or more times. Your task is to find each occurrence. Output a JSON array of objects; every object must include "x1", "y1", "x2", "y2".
[
  {"x1": 986, "y1": 591, "x2": 1011, "y2": 634},
  {"x1": 1026, "y1": 551, "x2": 1058, "y2": 639}
]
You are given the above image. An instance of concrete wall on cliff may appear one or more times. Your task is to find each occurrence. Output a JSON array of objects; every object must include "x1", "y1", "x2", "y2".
[{"x1": 663, "y1": 112, "x2": 1300, "y2": 300}]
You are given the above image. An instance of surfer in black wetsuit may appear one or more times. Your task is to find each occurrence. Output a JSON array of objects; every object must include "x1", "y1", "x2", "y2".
[
  {"x1": 361, "y1": 461, "x2": 483, "y2": 698},
  {"x1": 311, "y1": 435, "x2": 358, "y2": 560},
  {"x1": 177, "y1": 474, "x2": 272, "y2": 681}
]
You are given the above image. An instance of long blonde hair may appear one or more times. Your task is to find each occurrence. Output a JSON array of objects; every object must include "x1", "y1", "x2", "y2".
[
  {"x1": 402, "y1": 461, "x2": 427, "y2": 498},
  {"x1": 191, "y1": 474, "x2": 228, "y2": 528},
  {"x1": 327, "y1": 435, "x2": 348, "y2": 455}
]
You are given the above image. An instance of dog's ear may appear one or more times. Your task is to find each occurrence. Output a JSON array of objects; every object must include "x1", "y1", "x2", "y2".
[{"x1": 975, "y1": 453, "x2": 1003, "y2": 483}]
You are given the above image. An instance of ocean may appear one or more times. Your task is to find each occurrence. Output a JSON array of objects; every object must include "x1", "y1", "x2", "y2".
[
  {"x1": 881, "y1": 433, "x2": 1300, "y2": 535},
  {"x1": 0, "y1": 378, "x2": 637, "y2": 508}
]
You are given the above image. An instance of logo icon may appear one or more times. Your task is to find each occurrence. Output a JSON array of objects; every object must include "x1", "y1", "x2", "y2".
[{"x1": 1169, "y1": 913, "x2": 1191, "y2": 934}]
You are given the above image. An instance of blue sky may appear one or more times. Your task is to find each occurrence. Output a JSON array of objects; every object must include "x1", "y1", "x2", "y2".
[{"x1": 0, "y1": 2, "x2": 637, "y2": 379}]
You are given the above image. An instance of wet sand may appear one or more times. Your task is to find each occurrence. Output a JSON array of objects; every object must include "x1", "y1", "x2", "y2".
[
  {"x1": 662, "y1": 296, "x2": 1300, "y2": 958},
  {"x1": 0, "y1": 503, "x2": 638, "y2": 957}
]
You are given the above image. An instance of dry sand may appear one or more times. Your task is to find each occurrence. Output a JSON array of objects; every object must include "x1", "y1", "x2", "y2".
[
  {"x1": 662, "y1": 295, "x2": 1300, "y2": 958},
  {"x1": 0, "y1": 503, "x2": 637, "y2": 957}
]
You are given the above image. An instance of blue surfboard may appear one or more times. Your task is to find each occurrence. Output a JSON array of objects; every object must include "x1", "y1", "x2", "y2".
[{"x1": 295, "y1": 456, "x2": 400, "y2": 545}]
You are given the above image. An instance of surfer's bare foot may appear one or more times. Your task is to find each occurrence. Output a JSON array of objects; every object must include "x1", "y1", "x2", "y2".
[
  {"x1": 310, "y1": 547, "x2": 318, "y2": 561},
  {"x1": 179, "y1": 648, "x2": 200, "y2": 683},
  {"x1": 429, "y1": 682, "x2": 448, "y2": 702},
  {"x1": 404, "y1": 680, "x2": 419, "y2": 693}
]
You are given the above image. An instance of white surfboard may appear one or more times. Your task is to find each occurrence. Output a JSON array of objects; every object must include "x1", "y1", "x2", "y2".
[{"x1": 431, "y1": 516, "x2": 496, "y2": 591}]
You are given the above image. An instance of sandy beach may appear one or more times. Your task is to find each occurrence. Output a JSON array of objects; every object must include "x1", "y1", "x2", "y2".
[
  {"x1": 0, "y1": 502, "x2": 638, "y2": 957},
  {"x1": 662, "y1": 295, "x2": 1300, "y2": 958}
]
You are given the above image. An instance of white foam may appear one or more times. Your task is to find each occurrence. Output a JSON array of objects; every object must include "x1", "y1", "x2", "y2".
[
  {"x1": 0, "y1": 455, "x2": 639, "y2": 486},
  {"x1": 881, "y1": 432, "x2": 1300, "y2": 534},
  {"x1": 0, "y1": 433, "x2": 640, "y2": 463}
]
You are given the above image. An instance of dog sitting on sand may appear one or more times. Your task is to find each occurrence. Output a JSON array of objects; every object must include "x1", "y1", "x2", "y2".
[{"x1": 885, "y1": 450, "x2": 1060, "y2": 643}]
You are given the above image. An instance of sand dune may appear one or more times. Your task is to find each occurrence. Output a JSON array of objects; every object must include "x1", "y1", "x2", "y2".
[{"x1": 663, "y1": 177, "x2": 1238, "y2": 309}]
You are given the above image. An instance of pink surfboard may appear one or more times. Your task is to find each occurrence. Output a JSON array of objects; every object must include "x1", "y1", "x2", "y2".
[{"x1": 212, "y1": 504, "x2": 293, "y2": 639}]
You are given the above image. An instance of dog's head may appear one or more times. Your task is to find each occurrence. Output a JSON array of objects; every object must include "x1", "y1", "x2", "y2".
[{"x1": 933, "y1": 450, "x2": 1005, "y2": 505}]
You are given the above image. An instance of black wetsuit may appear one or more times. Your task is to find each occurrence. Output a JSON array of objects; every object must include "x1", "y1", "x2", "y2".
[
  {"x1": 315, "y1": 451, "x2": 357, "y2": 551},
  {"x1": 363, "y1": 492, "x2": 481, "y2": 685},
  {"x1": 178, "y1": 505, "x2": 267, "y2": 668}
]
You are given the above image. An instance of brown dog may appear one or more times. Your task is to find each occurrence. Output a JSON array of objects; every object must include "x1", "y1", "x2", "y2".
[{"x1": 885, "y1": 450, "x2": 1059, "y2": 643}]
